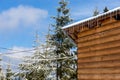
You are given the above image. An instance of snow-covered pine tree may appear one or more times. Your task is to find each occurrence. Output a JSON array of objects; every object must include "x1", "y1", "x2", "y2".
[
  {"x1": 0, "y1": 57, "x2": 5, "y2": 80},
  {"x1": 6, "y1": 64, "x2": 14, "y2": 80},
  {"x1": 51, "y1": 0, "x2": 77, "y2": 79},
  {"x1": 93, "y1": 7, "x2": 99, "y2": 16},
  {"x1": 19, "y1": 30, "x2": 55, "y2": 80}
]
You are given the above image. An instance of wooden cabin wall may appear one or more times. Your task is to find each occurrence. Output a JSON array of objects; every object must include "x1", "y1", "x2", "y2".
[{"x1": 77, "y1": 19, "x2": 120, "y2": 80}]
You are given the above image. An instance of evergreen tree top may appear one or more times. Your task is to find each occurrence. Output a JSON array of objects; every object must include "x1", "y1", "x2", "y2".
[
  {"x1": 51, "y1": 0, "x2": 77, "y2": 79},
  {"x1": 103, "y1": 6, "x2": 109, "y2": 13},
  {"x1": 93, "y1": 7, "x2": 99, "y2": 16},
  {"x1": 52, "y1": 0, "x2": 72, "y2": 28}
]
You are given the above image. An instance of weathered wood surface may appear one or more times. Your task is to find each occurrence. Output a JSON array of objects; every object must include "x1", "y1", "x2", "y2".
[
  {"x1": 77, "y1": 20, "x2": 119, "y2": 38},
  {"x1": 78, "y1": 74, "x2": 120, "y2": 79},
  {"x1": 77, "y1": 19, "x2": 120, "y2": 79}
]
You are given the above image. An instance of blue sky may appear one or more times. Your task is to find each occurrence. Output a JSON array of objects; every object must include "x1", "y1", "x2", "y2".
[
  {"x1": 0, "y1": 0, "x2": 119, "y2": 72},
  {"x1": 0, "y1": 0, "x2": 120, "y2": 49}
]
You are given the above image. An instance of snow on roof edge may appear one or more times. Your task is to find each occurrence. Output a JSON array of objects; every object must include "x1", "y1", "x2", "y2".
[{"x1": 62, "y1": 7, "x2": 120, "y2": 29}]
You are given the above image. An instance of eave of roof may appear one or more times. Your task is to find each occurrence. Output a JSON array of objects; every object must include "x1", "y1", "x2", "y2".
[{"x1": 62, "y1": 7, "x2": 120, "y2": 29}]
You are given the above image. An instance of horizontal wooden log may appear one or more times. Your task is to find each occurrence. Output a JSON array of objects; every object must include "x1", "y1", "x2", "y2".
[
  {"x1": 78, "y1": 53, "x2": 120, "y2": 63},
  {"x1": 78, "y1": 60, "x2": 120, "y2": 68},
  {"x1": 78, "y1": 20, "x2": 118, "y2": 38},
  {"x1": 78, "y1": 74, "x2": 120, "y2": 79},
  {"x1": 78, "y1": 67, "x2": 120, "y2": 74},
  {"x1": 78, "y1": 33, "x2": 120, "y2": 48},
  {"x1": 77, "y1": 25, "x2": 120, "y2": 43},
  {"x1": 78, "y1": 40, "x2": 120, "y2": 53},
  {"x1": 101, "y1": 17, "x2": 115, "y2": 26},
  {"x1": 78, "y1": 46, "x2": 120, "y2": 58},
  {"x1": 77, "y1": 79, "x2": 117, "y2": 80},
  {"x1": 76, "y1": 14, "x2": 120, "y2": 80}
]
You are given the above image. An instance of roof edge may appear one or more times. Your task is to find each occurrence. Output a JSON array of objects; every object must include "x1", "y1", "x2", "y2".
[{"x1": 62, "y1": 7, "x2": 120, "y2": 29}]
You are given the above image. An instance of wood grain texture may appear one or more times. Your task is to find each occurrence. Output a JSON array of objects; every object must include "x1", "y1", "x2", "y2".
[
  {"x1": 77, "y1": 19, "x2": 120, "y2": 79},
  {"x1": 78, "y1": 20, "x2": 119, "y2": 38},
  {"x1": 78, "y1": 74, "x2": 120, "y2": 79}
]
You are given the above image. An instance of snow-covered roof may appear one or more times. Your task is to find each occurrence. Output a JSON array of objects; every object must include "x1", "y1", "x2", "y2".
[{"x1": 62, "y1": 7, "x2": 120, "y2": 29}]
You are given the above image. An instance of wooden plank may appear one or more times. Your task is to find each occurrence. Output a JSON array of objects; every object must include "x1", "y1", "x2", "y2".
[
  {"x1": 78, "y1": 60, "x2": 120, "y2": 68},
  {"x1": 77, "y1": 79, "x2": 117, "y2": 80},
  {"x1": 78, "y1": 20, "x2": 119, "y2": 38},
  {"x1": 78, "y1": 53, "x2": 120, "y2": 63},
  {"x1": 78, "y1": 74, "x2": 120, "y2": 79},
  {"x1": 76, "y1": 15, "x2": 120, "y2": 80},
  {"x1": 77, "y1": 25, "x2": 120, "y2": 43},
  {"x1": 101, "y1": 18, "x2": 115, "y2": 26},
  {"x1": 78, "y1": 67, "x2": 120, "y2": 74},
  {"x1": 77, "y1": 79, "x2": 119, "y2": 80},
  {"x1": 78, "y1": 46, "x2": 120, "y2": 58},
  {"x1": 78, "y1": 40, "x2": 120, "y2": 53},
  {"x1": 78, "y1": 33, "x2": 120, "y2": 48}
]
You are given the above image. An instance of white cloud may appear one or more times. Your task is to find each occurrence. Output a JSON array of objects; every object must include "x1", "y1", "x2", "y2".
[{"x1": 0, "y1": 5, "x2": 48, "y2": 29}]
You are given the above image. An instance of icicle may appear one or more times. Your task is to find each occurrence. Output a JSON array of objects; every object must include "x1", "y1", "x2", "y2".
[
  {"x1": 110, "y1": 12, "x2": 112, "y2": 21},
  {"x1": 116, "y1": 10, "x2": 118, "y2": 19},
  {"x1": 82, "y1": 22, "x2": 86, "y2": 31},
  {"x1": 80, "y1": 23, "x2": 82, "y2": 32},
  {"x1": 102, "y1": 14, "x2": 104, "y2": 20},
  {"x1": 96, "y1": 18, "x2": 98, "y2": 27},
  {"x1": 82, "y1": 22, "x2": 84, "y2": 31},
  {"x1": 105, "y1": 14, "x2": 107, "y2": 20},
  {"x1": 88, "y1": 20, "x2": 89, "y2": 29},
  {"x1": 119, "y1": 9, "x2": 120, "y2": 14},
  {"x1": 91, "y1": 20, "x2": 94, "y2": 28},
  {"x1": 73, "y1": 26, "x2": 74, "y2": 33},
  {"x1": 78, "y1": 24, "x2": 81, "y2": 32},
  {"x1": 89, "y1": 20, "x2": 92, "y2": 29}
]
